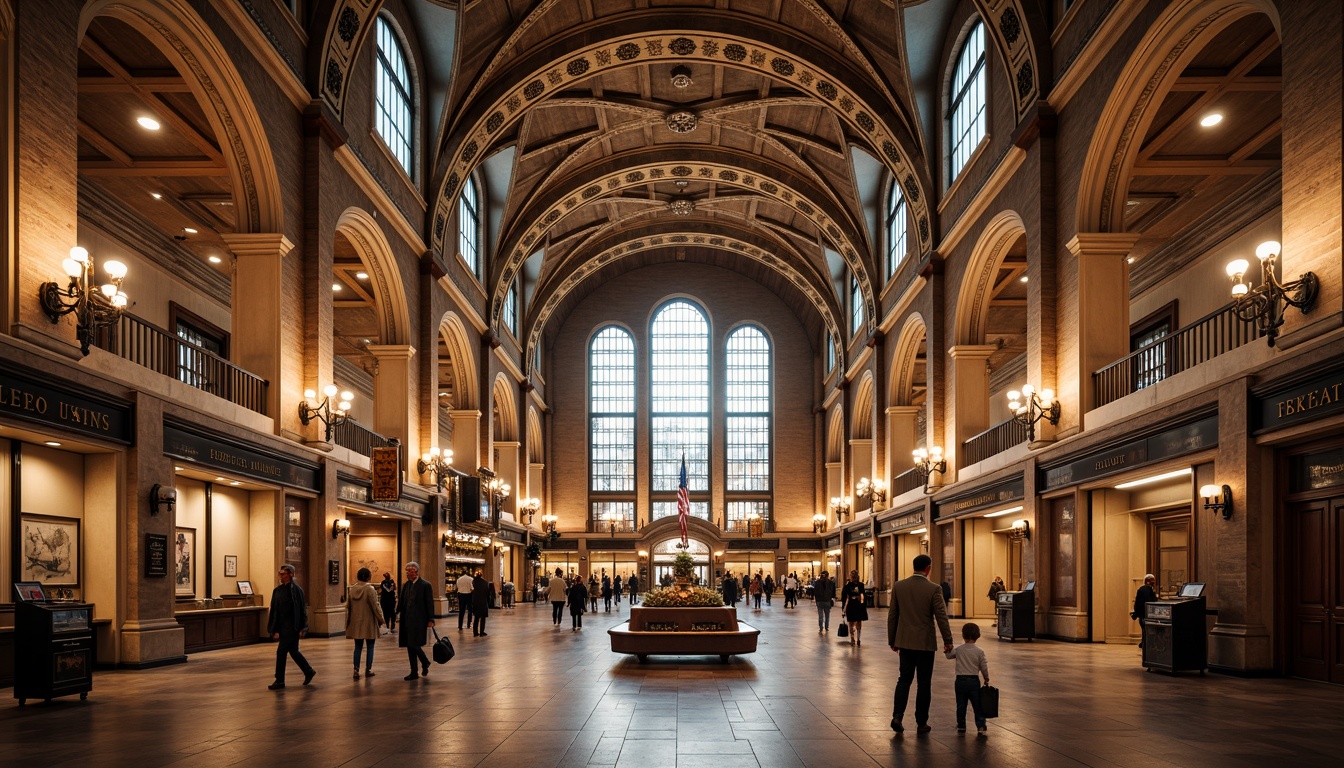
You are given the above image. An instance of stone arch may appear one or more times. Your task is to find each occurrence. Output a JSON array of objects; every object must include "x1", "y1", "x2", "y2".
[
  {"x1": 1076, "y1": 0, "x2": 1280, "y2": 234},
  {"x1": 889, "y1": 313, "x2": 929, "y2": 407},
  {"x1": 335, "y1": 207, "x2": 411, "y2": 346},
  {"x1": 954, "y1": 210, "x2": 1027, "y2": 346},
  {"x1": 850, "y1": 371, "x2": 875, "y2": 440},
  {"x1": 492, "y1": 373, "x2": 518, "y2": 442},
  {"x1": 970, "y1": 0, "x2": 1047, "y2": 124},
  {"x1": 437, "y1": 312, "x2": 478, "y2": 410},
  {"x1": 314, "y1": 0, "x2": 386, "y2": 119},
  {"x1": 527, "y1": 406, "x2": 543, "y2": 464},
  {"x1": 826, "y1": 405, "x2": 845, "y2": 464},
  {"x1": 80, "y1": 0, "x2": 284, "y2": 234},
  {"x1": 641, "y1": 514, "x2": 725, "y2": 549}
]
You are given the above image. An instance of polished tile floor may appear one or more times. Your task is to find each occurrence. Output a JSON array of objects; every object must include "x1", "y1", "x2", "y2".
[{"x1": 3, "y1": 599, "x2": 1341, "y2": 767}]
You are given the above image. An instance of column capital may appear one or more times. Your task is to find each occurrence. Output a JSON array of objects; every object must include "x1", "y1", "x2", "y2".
[
  {"x1": 947, "y1": 344, "x2": 998, "y2": 360},
  {"x1": 1066, "y1": 232, "x2": 1142, "y2": 258},
  {"x1": 366, "y1": 343, "x2": 416, "y2": 360},
  {"x1": 221, "y1": 232, "x2": 295, "y2": 258},
  {"x1": 886, "y1": 405, "x2": 923, "y2": 416},
  {"x1": 448, "y1": 409, "x2": 482, "y2": 420}
]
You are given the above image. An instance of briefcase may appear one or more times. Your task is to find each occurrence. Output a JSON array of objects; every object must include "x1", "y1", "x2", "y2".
[
  {"x1": 979, "y1": 684, "x2": 999, "y2": 718},
  {"x1": 431, "y1": 628, "x2": 455, "y2": 664}
]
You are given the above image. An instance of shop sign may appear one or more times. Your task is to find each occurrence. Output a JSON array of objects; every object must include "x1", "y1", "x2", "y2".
[
  {"x1": 1256, "y1": 368, "x2": 1344, "y2": 433},
  {"x1": 878, "y1": 510, "x2": 924, "y2": 535},
  {"x1": 164, "y1": 423, "x2": 320, "y2": 490},
  {"x1": 0, "y1": 368, "x2": 132, "y2": 443},
  {"x1": 726, "y1": 539, "x2": 779, "y2": 550},
  {"x1": 1289, "y1": 446, "x2": 1344, "y2": 493},
  {"x1": 145, "y1": 533, "x2": 169, "y2": 577},
  {"x1": 1041, "y1": 415, "x2": 1217, "y2": 490},
  {"x1": 370, "y1": 445, "x2": 401, "y2": 501},
  {"x1": 336, "y1": 478, "x2": 427, "y2": 518},
  {"x1": 495, "y1": 528, "x2": 525, "y2": 544},
  {"x1": 823, "y1": 534, "x2": 841, "y2": 549},
  {"x1": 844, "y1": 525, "x2": 873, "y2": 543},
  {"x1": 786, "y1": 537, "x2": 823, "y2": 549},
  {"x1": 937, "y1": 476, "x2": 1024, "y2": 519}
]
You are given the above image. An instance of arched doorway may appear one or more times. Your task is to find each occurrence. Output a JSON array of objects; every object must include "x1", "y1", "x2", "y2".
[{"x1": 650, "y1": 538, "x2": 711, "y2": 587}]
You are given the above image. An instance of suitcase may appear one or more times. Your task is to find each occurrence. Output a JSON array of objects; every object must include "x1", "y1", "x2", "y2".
[{"x1": 979, "y1": 684, "x2": 999, "y2": 718}]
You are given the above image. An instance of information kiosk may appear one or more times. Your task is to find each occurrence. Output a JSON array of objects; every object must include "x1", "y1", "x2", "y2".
[
  {"x1": 996, "y1": 581, "x2": 1036, "y2": 641},
  {"x1": 1142, "y1": 582, "x2": 1207, "y2": 674}
]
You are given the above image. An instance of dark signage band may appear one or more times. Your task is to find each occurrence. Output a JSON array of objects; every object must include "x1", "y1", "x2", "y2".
[
  {"x1": 1041, "y1": 415, "x2": 1217, "y2": 490},
  {"x1": 164, "y1": 423, "x2": 321, "y2": 491},
  {"x1": 0, "y1": 367, "x2": 133, "y2": 444},
  {"x1": 337, "y1": 478, "x2": 428, "y2": 517},
  {"x1": 937, "y1": 476, "x2": 1025, "y2": 519},
  {"x1": 1289, "y1": 446, "x2": 1344, "y2": 494},
  {"x1": 1256, "y1": 368, "x2": 1344, "y2": 433},
  {"x1": 495, "y1": 528, "x2": 526, "y2": 544},
  {"x1": 844, "y1": 526, "x2": 873, "y2": 543},
  {"x1": 879, "y1": 511, "x2": 924, "y2": 535}
]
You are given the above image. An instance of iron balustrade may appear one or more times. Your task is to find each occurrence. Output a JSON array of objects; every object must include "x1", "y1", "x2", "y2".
[
  {"x1": 724, "y1": 517, "x2": 776, "y2": 534},
  {"x1": 333, "y1": 418, "x2": 406, "y2": 466},
  {"x1": 97, "y1": 313, "x2": 268, "y2": 415},
  {"x1": 587, "y1": 517, "x2": 638, "y2": 534},
  {"x1": 961, "y1": 418, "x2": 1029, "y2": 466},
  {"x1": 1094, "y1": 303, "x2": 1262, "y2": 408},
  {"x1": 891, "y1": 467, "x2": 925, "y2": 496}
]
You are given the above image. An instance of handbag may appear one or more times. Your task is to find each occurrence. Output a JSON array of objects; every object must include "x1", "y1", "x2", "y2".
[
  {"x1": 431, "y1": 627, "x2": 455, "y2": 664},
  {"x1": 979, "y1": 684, "x2": 999, "y2": 719},
  {"x1": 837, "y1": 622, "x2": 848, "y2": 637}
]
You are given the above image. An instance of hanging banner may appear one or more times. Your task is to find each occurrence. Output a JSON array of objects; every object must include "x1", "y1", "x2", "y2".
[{"x1": 370, "y1": 445, "x2": 401, "y2": 502}]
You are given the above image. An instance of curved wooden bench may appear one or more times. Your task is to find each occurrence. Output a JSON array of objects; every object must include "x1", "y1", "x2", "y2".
[{"x1": 608, "y1": 606, "x2": 760, "y2": 663}]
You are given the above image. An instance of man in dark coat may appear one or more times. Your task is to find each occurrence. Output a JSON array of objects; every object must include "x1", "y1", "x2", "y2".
[
  {"x1": 627, "y1": 573, "x2": 639, "y2": 604},
  {"x1": 267, "y1": 564, "x2": 315, "y2": 690},
  {"x1": 470, "y1": 569, "x2": 490, "y2": 636},
  {"x1": 1131, "y1": 573, "x2": 1159, "y2": 648},
  {"x1": 888, "y1": 554, "x2": 954, "y2": 734},
  {"x1": 398, "y1": 561, "x2": 436, "y2": 680},
  {"x1": 721, "y1": 572, "x2": 739, "y2": 606}
]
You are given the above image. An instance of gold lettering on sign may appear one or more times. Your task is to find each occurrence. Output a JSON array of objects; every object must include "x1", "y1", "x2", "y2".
[
  {"x1": 1095, "y1": 455, "x2": 1126, "y2": 471},
  {"x1": 1278, "y1": 382, "x2": 1344, "y2": 418}
]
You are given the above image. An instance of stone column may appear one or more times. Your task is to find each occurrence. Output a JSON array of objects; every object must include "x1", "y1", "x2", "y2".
[
  {"x1": 366, "y1": 343, "x2": 416, "y2": 448},
  {"x1": 495, "y1": 440, "x2": 520, "y2": 524},
  {"x1": 849, "y1": 437, "x2": 873, "y2": 515},
  {"x1": 1065, "y1": 233, "x2": 1138, "y2": 417},
  {"x1": 947, "y1": 344, "x2": 996, "y2": 470},
  {"x1": 223, "y1": 233, "x2": 296, "y2": 430},
  {"x1": 449, "y1": 409, "x2": 481, "y2": 472},
  {"x1": 886, "y1": 405, "x2": 921, "y2": 493}
]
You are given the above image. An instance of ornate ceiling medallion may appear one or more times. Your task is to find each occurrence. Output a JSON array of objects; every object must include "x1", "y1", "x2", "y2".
[
  {"x1": 669, "y1": 198, "x2": 696, "y2": 216},
  {"x1": 670, "y1": 65, "x2": 693, "y2": 88},
  {"x1": 666, "y1": 110, "x2": 699, "y2": 133}
]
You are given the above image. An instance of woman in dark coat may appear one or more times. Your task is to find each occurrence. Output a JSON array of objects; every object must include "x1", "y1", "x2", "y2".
[
  {"x1": 841, "y1": 569, "x2": 869, "y2": 646},
  {"x1": 567, "y1": 576, "x2": 589, "y2": 631},
  {"x1": 379, "y1": 572, "x2": 398, "y2": 631},
  {"x1": 471, "y1": 570, "x2": 490, "y2": 636}
]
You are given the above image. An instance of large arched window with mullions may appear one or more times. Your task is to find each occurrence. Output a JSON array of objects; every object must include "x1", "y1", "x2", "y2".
[
  {"x1": 458, "y1": 177, "x2": 480, "y2": 277},
  {"x1": 649, "y1": 300, "x2": 710, "y2": 523},
  {"x1": 373, "y1": 16, "x2": 414, "y2": 177},
  {"x1": 725, "y1": 326, "x2": 772, "y2": 530},
  {"x1": 886, "y1": 181, "x2": 909, "y2": 279},
  {"x1": 589, "y1": 327, "x2": 635, "y2": 529},
  {"x1": 949, "y1": 19, "x2": 987, "y2": 181}
]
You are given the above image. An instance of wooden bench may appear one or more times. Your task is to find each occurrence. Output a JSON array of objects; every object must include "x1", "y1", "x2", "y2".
[{"x1": 608, "y1": 606, "x2": 759, "y2": 663}]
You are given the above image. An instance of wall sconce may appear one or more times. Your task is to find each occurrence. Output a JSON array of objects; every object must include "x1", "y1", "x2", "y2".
[
  {"x1": 829, "y1": 495, "x2": 852, "y2": 522},
  {"x1": 519, "y1": 497, "x2": 540, "y2": 525},
  {"x1": 812, "y1": 512, "x2": 828, "y2": 533},
  {"x1": 494, "y1": 545, "x2": 510, "y2": 557},
  {"x1": 1010, "y1": 519, "x2": 1031, "y2": 541},
  {"x1": 713, "y1": 550, "x2": 724, "y2": 563},
  {"x1": 1200, "y1": 484, "x2": 1233, "y2": 520},
  {"x1": 864, "y1": 540, "x2": 875, "y2": 553},
  {"x1": 488, "y1": 477, "x2": 511, "y2": 512},
  {"x1": 1007, "y1": 384, "x2": 1060, "y2": 442},
  {"x1": 417, "y1": 446, "x2": 453, "y2": 491},
  {"x1": 149, "y1": 484, "x2": 177, "y2": 516},
  {"x1": 541, "y1": 512, "x2": 558, "y2": 535},
  {"x1": 1225, "y1": 240, "x2": 1318, "y2": 347},
  {"x1": 912, "y1": 447, "x2": 947, "y2": 494},
  {"x1": 332, "y1": 518, "x2": 351, "y2": 539},
  {"x1": 856, "y1": 477, "x2": 887, "y2": 504},
  {"x1": 39, "y1": 246, "x2": 129, "y2": 356},
  {"x1": 637, "y1": 549, "x2": 649, "y2": 559},
  {"x1": 299, "y1": 385, "x2": 353, "y2": 442}
]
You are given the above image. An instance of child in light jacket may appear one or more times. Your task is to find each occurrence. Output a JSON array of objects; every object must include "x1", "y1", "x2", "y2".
[{"x1": 945, "y1": 622, "x2": 991, "y2": 734}]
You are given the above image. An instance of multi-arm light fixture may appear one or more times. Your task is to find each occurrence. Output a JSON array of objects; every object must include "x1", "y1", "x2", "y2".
[
  {"x1": 39, "y1": 247, "x2": 129, "y2": 355},
  {"x1": 541, "y1": 512, "x2": 559, "y2": 535},
  {"x1": 416, "y1": 446, "x2": 453, "y2": 491},
  {"x1": 299, "y1": 385, "x2": 353, "y2": 442},
  {"x1": 829, "y1": 495, "x2": 852, "y2": 523},
  {"x1": 812, "y1": 512, "x2": 828, "y2": 534},
  {"x1": 856, "y1": 477, "x2": 887, "y2": 504},
  {"x1": 912, "y1": 446, "x2": 947, "y2": 494},
  {"x1": 1225, "y1": 240, "x2": 1318, "y2": 347},
  {"x1": 1007, "y1": 384, "x2": 1060, "y2": 443},
  {"x1": 519, "y1": 497, "x2": 540, "y2": 525}
]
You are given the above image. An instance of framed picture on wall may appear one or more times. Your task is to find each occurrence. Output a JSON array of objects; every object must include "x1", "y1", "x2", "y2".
[
  {"x1": 224, "y1": 554, "x2": 238, "y2": 577},
  {"x1": 175, "y1": 527, "x2": 196, "y2": 597},
  {"x1": 20, "y1": 514, "x2": 80, "y2": 586}
]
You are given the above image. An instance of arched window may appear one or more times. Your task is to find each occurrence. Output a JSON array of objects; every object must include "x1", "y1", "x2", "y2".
[
  {"x1": 726, "y1": 326, "x2": 771, "y2": 529},
  {"x1": 374, "y1": 16, "x2": 414, "y2": 176},
  {"x1": 827, "y1": 333, "x2": 836, "y2": 372},
  {"x1": 949, "y1": 19, "x2": 987, "y2": 181},
  {"x1": 649, "y1": 301, "x2": 710, "y2": 522},
  {"x1": 503, "y1": 283, "x2": 517, "y2": 337},
  {"x1": 851, "y1": 277, "x2": 864, "y2": 336},
  {"x1": 886, "y1": 181, "x2": 908, "y2": 278},
  {"x1": 458, "y1": 177, "x2": 480, "y2": 276},
  {"x1": 589, "y1": 327, "x2": 635, "y2": 508}
]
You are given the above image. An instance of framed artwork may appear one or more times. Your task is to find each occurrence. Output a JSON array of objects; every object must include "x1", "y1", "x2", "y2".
[
  {"x1": 20, "y1": 514, "x2": 80, "y2": 586},
  {"x1": 175, "y1": 527, "x2": 196, "y2": 597},
  {"x1": 236, "y1": 580, "x2": 254, "y2": 596},
  {"x1": 14, "y1": 581, "x2": 46, "y2": 602},
  {"x1": 224, "y1": 554, "x2": 238, "y2": 577}
]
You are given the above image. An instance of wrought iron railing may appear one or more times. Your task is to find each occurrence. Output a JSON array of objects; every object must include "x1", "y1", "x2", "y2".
[
  {"x1": 1093, "y1": 303, "x2": 1261, "y2": 408},
  {"x1": 98, "y1": 313, "x2": 268, "y2": 414},
  {"x1": 724, "y1": 518, "x2": 776, "y2": 534},
  {"x1": 333, "y1": 418, "x2": 406, "y2": 465},
  {"x1": 891, "y1": 467, "x2": 925, "y2": 496},
  {"x1": 587, "y1": 518, "x2": 638, "y2": 534},
  {"x1": 961, "y1": 418, "x2": 1029, "y2": 466}
]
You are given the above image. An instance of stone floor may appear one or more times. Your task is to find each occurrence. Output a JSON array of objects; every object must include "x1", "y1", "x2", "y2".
[{"x1": 3, "y1": 599, "x2": 1341, "y2": 767}]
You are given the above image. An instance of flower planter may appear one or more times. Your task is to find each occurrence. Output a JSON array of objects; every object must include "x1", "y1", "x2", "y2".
[{"x1": 608, "y1": 606, "x2": 759, "y2": 663}]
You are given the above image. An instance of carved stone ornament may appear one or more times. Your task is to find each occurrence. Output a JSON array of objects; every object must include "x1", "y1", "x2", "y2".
[
  {"x1": 666, "y1": 110, "x2": 699, "y2": 133},
  {"x1": 669, "y1": 198, "x2": 696, "y2": 216}
]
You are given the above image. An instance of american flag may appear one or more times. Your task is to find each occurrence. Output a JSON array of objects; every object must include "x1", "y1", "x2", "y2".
[{"x1": 677, "y1": 454, "x2": 690, "y2": 546}]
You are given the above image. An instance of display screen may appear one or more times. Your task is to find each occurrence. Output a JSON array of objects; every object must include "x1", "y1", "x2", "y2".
[
  {"x1": 1178, "y1": 582, "x2": 1204, "y2": 597},
  {"x1": 1024, "y1": 581, "x2": 1036, "y2": 591}
]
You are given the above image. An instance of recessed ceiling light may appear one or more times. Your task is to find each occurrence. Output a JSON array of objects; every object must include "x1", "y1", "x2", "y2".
[
  {"x1": 230, "y1": 481, "x2": 241, "y2": 486},
  {"x1": 137, "y1": 116, "x2": 161, "y2": 130},
  {"x1": 332, "y1": 283, "x2": 342, "y2": 291},
  {"x1": 984, "y1": 506, "x2": 1024, "y2": 518},
  {"x1": 1114, "y1": 468, "x2": 1192, "y2": 489},
  {"x1": 1019, "y1": 275, "x2": 1028, "y2": 283},
  {"x1": 151, "y1": 192, "x2": 162, "y2": 200},
  {"x1": 1127, "y1": 257, "x2": 1135, "y2": 264},
  {"x1": 174, "y1": 466, "x2": 183, "y2": 472},
  {"x1": 356, "y1": 272, "x2": 368, "y2": 279},
  {"x1": 208, "y1": 255, "x2": 222, "y2": 264},
  {"x1": 1200, "y1": 113, "x2": 1223, "y2": 127},
  {"x1": 216, "y1": 477, "x2": 226, "y2": 482},
  {"x1": 44, "y1": 441, "x2": 62, "y2": 447},
  {"x1": 362, "y1": 338, "x2": 371, "y2": 344},
  {"x1": 183, "y1": 227, "x2": 198, "y2": 234}
]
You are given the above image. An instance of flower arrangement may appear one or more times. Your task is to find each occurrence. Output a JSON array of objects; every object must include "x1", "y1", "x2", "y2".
[
  {"x1": 672, "y1": 551, "x2": 695, "y2": 581},
  {"x1": 641, "y1": 585, "x2": 724, "y2": 608}
]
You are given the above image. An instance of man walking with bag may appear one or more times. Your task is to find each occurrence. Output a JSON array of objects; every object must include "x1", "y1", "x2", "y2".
[
  {"x1": 398, "y1": 561, "x2": 435, "y2": 680},
  {"x1": 888, "y1": 554, "x2": 953, "y2": 734}
]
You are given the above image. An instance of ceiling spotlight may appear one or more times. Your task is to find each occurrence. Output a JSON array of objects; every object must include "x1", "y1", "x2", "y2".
[
  {"x1": 137, "y1": 116, "x2": 161, "y2": 130},
  {"x1": 356, "y1": 271, "x2": 368, "y2": 279},
  {"x1": 1127, "y1": 257, "x2": 1135, "y2": 264},
  {"x1": 45, "y1": 441, "x2": 62, "y2": 447},
  {"x1": 1019, "y1": 275, "x2": 1028, "y2": 283},
  {"x1": 332, "y1": 283, "x2": 342, "y2": 291},
  {"x1": 671, "y1": 65, "x2": 693, "y2": 88},
  {"x1": 151, "y1": 193, "x2": 162, "y2": 200},
  {"x1": 183, "y1": 227, "x2": 198, "y2": 234},
  {"x1": 673, "y1": 179, "x2": 690, "y2": 189},
  {"x1": 1200, "y1": 112, "x2": 1223, "y2": 127},
  {"x1": 208, "y1": 255, "x2": 222, "y2": 264}
]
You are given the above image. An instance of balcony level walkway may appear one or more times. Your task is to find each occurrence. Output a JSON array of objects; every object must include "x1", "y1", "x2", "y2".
[{"x1": 2, "y1": 600, "x2": 1340, "y2": 767}]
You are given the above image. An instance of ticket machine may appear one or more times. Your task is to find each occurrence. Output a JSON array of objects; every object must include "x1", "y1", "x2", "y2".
[
  {"x1": 1142, "y1": 582, "x2": 1207, "y2": 674},
  {"x1": 996, "y1": 582, "x2": 1035, "y2": 641}
]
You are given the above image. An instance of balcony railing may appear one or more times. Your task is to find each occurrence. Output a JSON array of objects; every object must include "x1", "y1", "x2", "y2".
[
  {"x1": 724, "y1": 518, "x2": 776, "y2": 534},
  {"x1": 587, "y1": 518, "x2": 638, "y2": 534},
  {"x1": 1094, "y1": 303, "x2": 1262, "y2": 408},
  {"x1": 333, "y1": 418, "x2": 405, "y2": 465},
  {"x1": 962, "y1": 418, "x2": 1029, "y2": 466},
  {"x1": 891, "y1": 467, "x2": 925, "y2": 496},
  {"x1": 97, "y1": 313, "x2": 268, "y2": 414}
]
